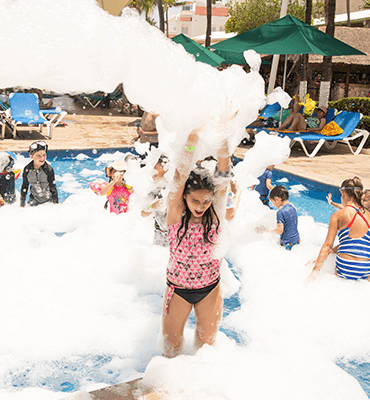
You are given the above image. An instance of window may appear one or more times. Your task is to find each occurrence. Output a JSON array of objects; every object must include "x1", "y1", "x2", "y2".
[
  {"x1": 211, "y1": 25, "x2": 216, "y2": 32},
  {"x1": 182, "y1": 26, "x2": 189, "y2": 34},
  {"x1": 219, "y1": 25, "x2": 225, "y2": 32},
  {"x1": 182, "y1": 5, "x2": 191, "y2": 11}
]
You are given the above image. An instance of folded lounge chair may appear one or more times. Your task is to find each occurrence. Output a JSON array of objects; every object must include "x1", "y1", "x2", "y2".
[
  {"x1": 40, "y1": 108, "x2": 67, "y2": 128},
  {"x1": 0, "y1": 99, "x2": 11, "y2": 139},
  {"x1": 261, "y1": 111, "x2": 368, "y2": 158},
  {"x1": 78, "y1": 84, "x2": 123, "y2": 109},
  {"x1": 8, "y1": 93, "x2": 52, "y2": 139}
]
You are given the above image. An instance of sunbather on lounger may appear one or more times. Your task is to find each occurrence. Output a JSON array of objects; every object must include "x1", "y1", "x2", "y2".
[
  {"x1": 279, "y1": 96, "x2": 327, "y2": 132},
  {"x1": 136, "y1": 112, "x2": 159, "y2": 144}
]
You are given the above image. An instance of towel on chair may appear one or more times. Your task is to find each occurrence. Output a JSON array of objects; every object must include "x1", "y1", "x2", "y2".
[{"x1": 320, "y1": 121, "x2": 344, "y2": 136}]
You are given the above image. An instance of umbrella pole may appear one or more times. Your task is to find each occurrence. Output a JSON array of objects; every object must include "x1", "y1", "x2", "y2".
[{"x1": 279, "y1": 54, "x2": 288, "y2": 125}]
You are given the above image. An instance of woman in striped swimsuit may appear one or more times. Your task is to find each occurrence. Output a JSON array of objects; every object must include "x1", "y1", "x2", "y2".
[
  {"x1": 307, "y1": 177, "x2": 370, "y2": 282},
  {"x1": 162, "y1": 109, "x2": 237, "y2": 358}
]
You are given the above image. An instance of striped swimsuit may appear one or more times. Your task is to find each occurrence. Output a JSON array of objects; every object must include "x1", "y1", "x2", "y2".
[{"x1": 336, "y1": 206, "x2": 370, "y2": 280}]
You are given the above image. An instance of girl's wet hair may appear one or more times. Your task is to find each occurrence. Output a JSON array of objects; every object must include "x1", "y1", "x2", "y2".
[
  {"x1": 177, "y1": 169, "x2": 219, "y2": 246},
  {"x1": 340, "y1": 176, "x2": 363, "y2": 206}
]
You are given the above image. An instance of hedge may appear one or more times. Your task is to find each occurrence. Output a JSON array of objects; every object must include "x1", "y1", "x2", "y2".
[
  {"x1": 328, "y1": 97, "x2": 370, "y2": 148},
  {"x1": 328, "y1": 97, "x2": 370, "y2": 116}
]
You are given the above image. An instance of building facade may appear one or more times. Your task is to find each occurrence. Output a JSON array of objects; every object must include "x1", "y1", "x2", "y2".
[{"x1": 168, "y1": 2, "x2": 229, "y2": 38}]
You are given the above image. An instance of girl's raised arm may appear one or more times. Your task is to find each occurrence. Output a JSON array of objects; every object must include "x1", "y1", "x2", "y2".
[{"x1": 167, "y1": 127, "x2": 201, "y2": 224}]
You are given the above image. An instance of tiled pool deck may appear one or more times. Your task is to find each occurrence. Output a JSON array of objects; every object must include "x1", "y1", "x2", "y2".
[
  {"x1": 1, "y1": 114, "x2": 369, "y2": 400},
  {"x1": 1, "y1": 114, "x2": 369, "y2": 189}
]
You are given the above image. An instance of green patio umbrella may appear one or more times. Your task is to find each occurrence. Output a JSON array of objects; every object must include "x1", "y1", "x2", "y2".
[
  {"x1": 171, "y1": 33, "x2": 226, "y2": 67},
  {"x1": 210, "y1": 14, "x2": 366, "y2": 57}
]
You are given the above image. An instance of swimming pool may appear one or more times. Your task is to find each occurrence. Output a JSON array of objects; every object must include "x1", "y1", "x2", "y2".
[
  {"x1": 14, "y1": 148, "x2": 340, "y2": 226},
  {"x1": 6, "y1": 148, "x2": 370, "y2": 398}
]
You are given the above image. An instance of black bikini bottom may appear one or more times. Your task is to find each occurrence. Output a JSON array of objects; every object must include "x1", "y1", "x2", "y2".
[{"x1": 167, "y1": 279, "x2": 220, "y2": 305}]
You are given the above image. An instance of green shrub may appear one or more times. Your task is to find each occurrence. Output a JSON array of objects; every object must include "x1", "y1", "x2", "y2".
[
  {"x1": 327, "y1": 98, "x2": 370, "y2": 148},
  {"x1": 328, "y1": 97, "x2": 370, "y2": 116}
]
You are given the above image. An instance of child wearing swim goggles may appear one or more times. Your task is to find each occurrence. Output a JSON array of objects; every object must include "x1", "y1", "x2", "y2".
[{"x1": 20, "y1": 141, "x2": 59, "y2": 207}]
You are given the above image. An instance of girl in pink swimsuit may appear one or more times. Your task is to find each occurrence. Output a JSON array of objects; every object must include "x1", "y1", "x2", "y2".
[
  {"x1": 162, "y1": 108, "x2": 238, "y2": 358},
  {"x1": 90, "y1": 160, "x2": 133, "y2": 214}
]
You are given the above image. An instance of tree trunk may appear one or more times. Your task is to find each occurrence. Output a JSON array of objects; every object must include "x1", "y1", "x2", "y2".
[
  {"x1": 346, "y1": 0, "x2": 351, "y2": 27},
  {"x1": 165, "y1": 8, "x2": 169, "y2": 37},
  {"x1": 300, "y1": 0, "x2": 313, "y2": 99},
  {"x1": 157, "y1": 0, "x2": 165, "y2": 33},
  {"x1": 319, "y1": 0, "x2": 335, "y2": 106},
  {"x1": 345, "y1": 65, "x2": 350, "y2": 98},
  {"x1": 205, "y1": 0, "x2": 212, "y2": 48}
]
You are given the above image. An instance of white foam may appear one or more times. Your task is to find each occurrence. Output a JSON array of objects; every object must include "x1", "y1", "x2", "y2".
[{"x1": 1, "y1": 0, "x2": 369, "y2": 399}]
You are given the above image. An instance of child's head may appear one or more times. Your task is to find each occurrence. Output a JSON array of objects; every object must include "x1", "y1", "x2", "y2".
[
  {"x1": 0, "y1": 152, "x2": 14, "y2": 173},
  {"x1": 339, "y1": 176, "x2": 363, "y2": 206},
  {"x1": 266, "y1": 165, "x2": 275, "y2": 171},
  {"x1": 105, "y1": 160, "x2": 127, "y2": 179},
  {"x1": 183, "y1": 169, "x2": 215, "y2": 219},
  {"x1": 362, "y1": 189, "x2": 370, "y2": 212},
  {"x1": 269, "y1": 185, "x2": 289, "y2": 208},
  {"x1": 29, "y1": 141, "x2": 48, "y2": 169}
]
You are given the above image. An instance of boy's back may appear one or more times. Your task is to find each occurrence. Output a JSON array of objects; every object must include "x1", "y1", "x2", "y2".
[{"x1": 277, "y1": 202, "x2": 300, "y2": 247}]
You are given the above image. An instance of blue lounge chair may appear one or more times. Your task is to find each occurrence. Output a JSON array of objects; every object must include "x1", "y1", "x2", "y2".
[
  {"x1": 270, "y1": 111, "x2": 368, "y2": 157},
  {"x1": 8, "y1": 93, "x2": 52, "y2": 139},
  {"x1": 258, "y1": 102, "x2": 281, "y2": 119}
]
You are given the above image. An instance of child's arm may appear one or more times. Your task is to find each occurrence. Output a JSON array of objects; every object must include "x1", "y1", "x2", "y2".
[
  {"x1": 20, "y1": 168, "x2": 29, "y2": 207},
  {"x1": 266, "y1": 178, "x2": 273, "y2": 191},
  {"x1": 47, "y1": 165, "x2": 59, "y2": 204},
  {"x1": 255, "y1": 223, "x2": 284, "y2": 235},
  {"x1": 100, "y1": 173, "x2": 123, "y2": 196},
  {"x1": 225, "y1": 180, "x2": 240, "y2": 221},
  {"x1": 167, "y1": 128, "x2": 200, "y2": 225},
  {"x1": 306, "y1": 212, "x2": 339, "y2": 283},
  {"x1": 214, "y1": 107, "x2": 240, "y2": 203},
  {"x1": 326, "y1": 193, "x2": 342, "y2": 209},
  {"x1": 141, "y1": 197, "x2": 163, "y2": 217}
]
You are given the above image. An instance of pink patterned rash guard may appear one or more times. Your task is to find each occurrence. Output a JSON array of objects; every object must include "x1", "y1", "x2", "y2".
[
  {"x1": 165, "y1": 220, "x2": 221, "y2": 313},
  {"x1": 90, "y1": 180, "x2": 133, "y2": 214}
]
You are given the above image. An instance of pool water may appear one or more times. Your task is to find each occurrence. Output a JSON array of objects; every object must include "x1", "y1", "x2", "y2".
[
  {"x1": 10, "y1": 149, "x2": 369, "y2": 397},
  {"x1": 14, "y1": 149, "x2": 340, "y2": 226}
]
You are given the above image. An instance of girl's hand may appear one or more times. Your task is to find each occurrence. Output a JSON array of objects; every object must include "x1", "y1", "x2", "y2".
[
  {"x1": 305, "y1": 269, "x2": 320, "y2": 284},
  {"x1": 220, "y1": 99, "x2": 239, "y2": 128},
  {"x1": 113, "y1": 171, "x2": 124, "y2": 184},
  {"x1": 326, "y1": 193, "x2": 332, "y2": 205},
  {"x1": 305, "y1": 259, "x2": 316, "y2": 267},
  {"x1": 255, "y1": 226, "x2": 267, "y2": 234},
  {"x1": 230, "y1": 180, "x2": 239, "y2": 196}
]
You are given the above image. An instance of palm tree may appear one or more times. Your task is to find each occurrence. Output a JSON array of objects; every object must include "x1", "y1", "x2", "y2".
[
  {"x1": 157, "y1": 0, "x2": 165, "y2": 32},
  {"x1": 205, "y1": 0, "x2": 212, "y2": 48},
  {"x1": 300, "y1": 0, "x2": 313, "y2": 99},
  {"x1": 130, "y1": 0, "x2": 157, "y2": 24},
  {"x1": 319, "y1": 0, "x2": 336, "y2": 105}
]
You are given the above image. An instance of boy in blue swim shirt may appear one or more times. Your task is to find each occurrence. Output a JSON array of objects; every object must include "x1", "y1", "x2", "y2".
[
  {"x1": 252, "y1": 165, "x2": 274, "y2": 207},
  {"x1": 269, "y1": 185, "x2": 300, "y2": 250}
]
